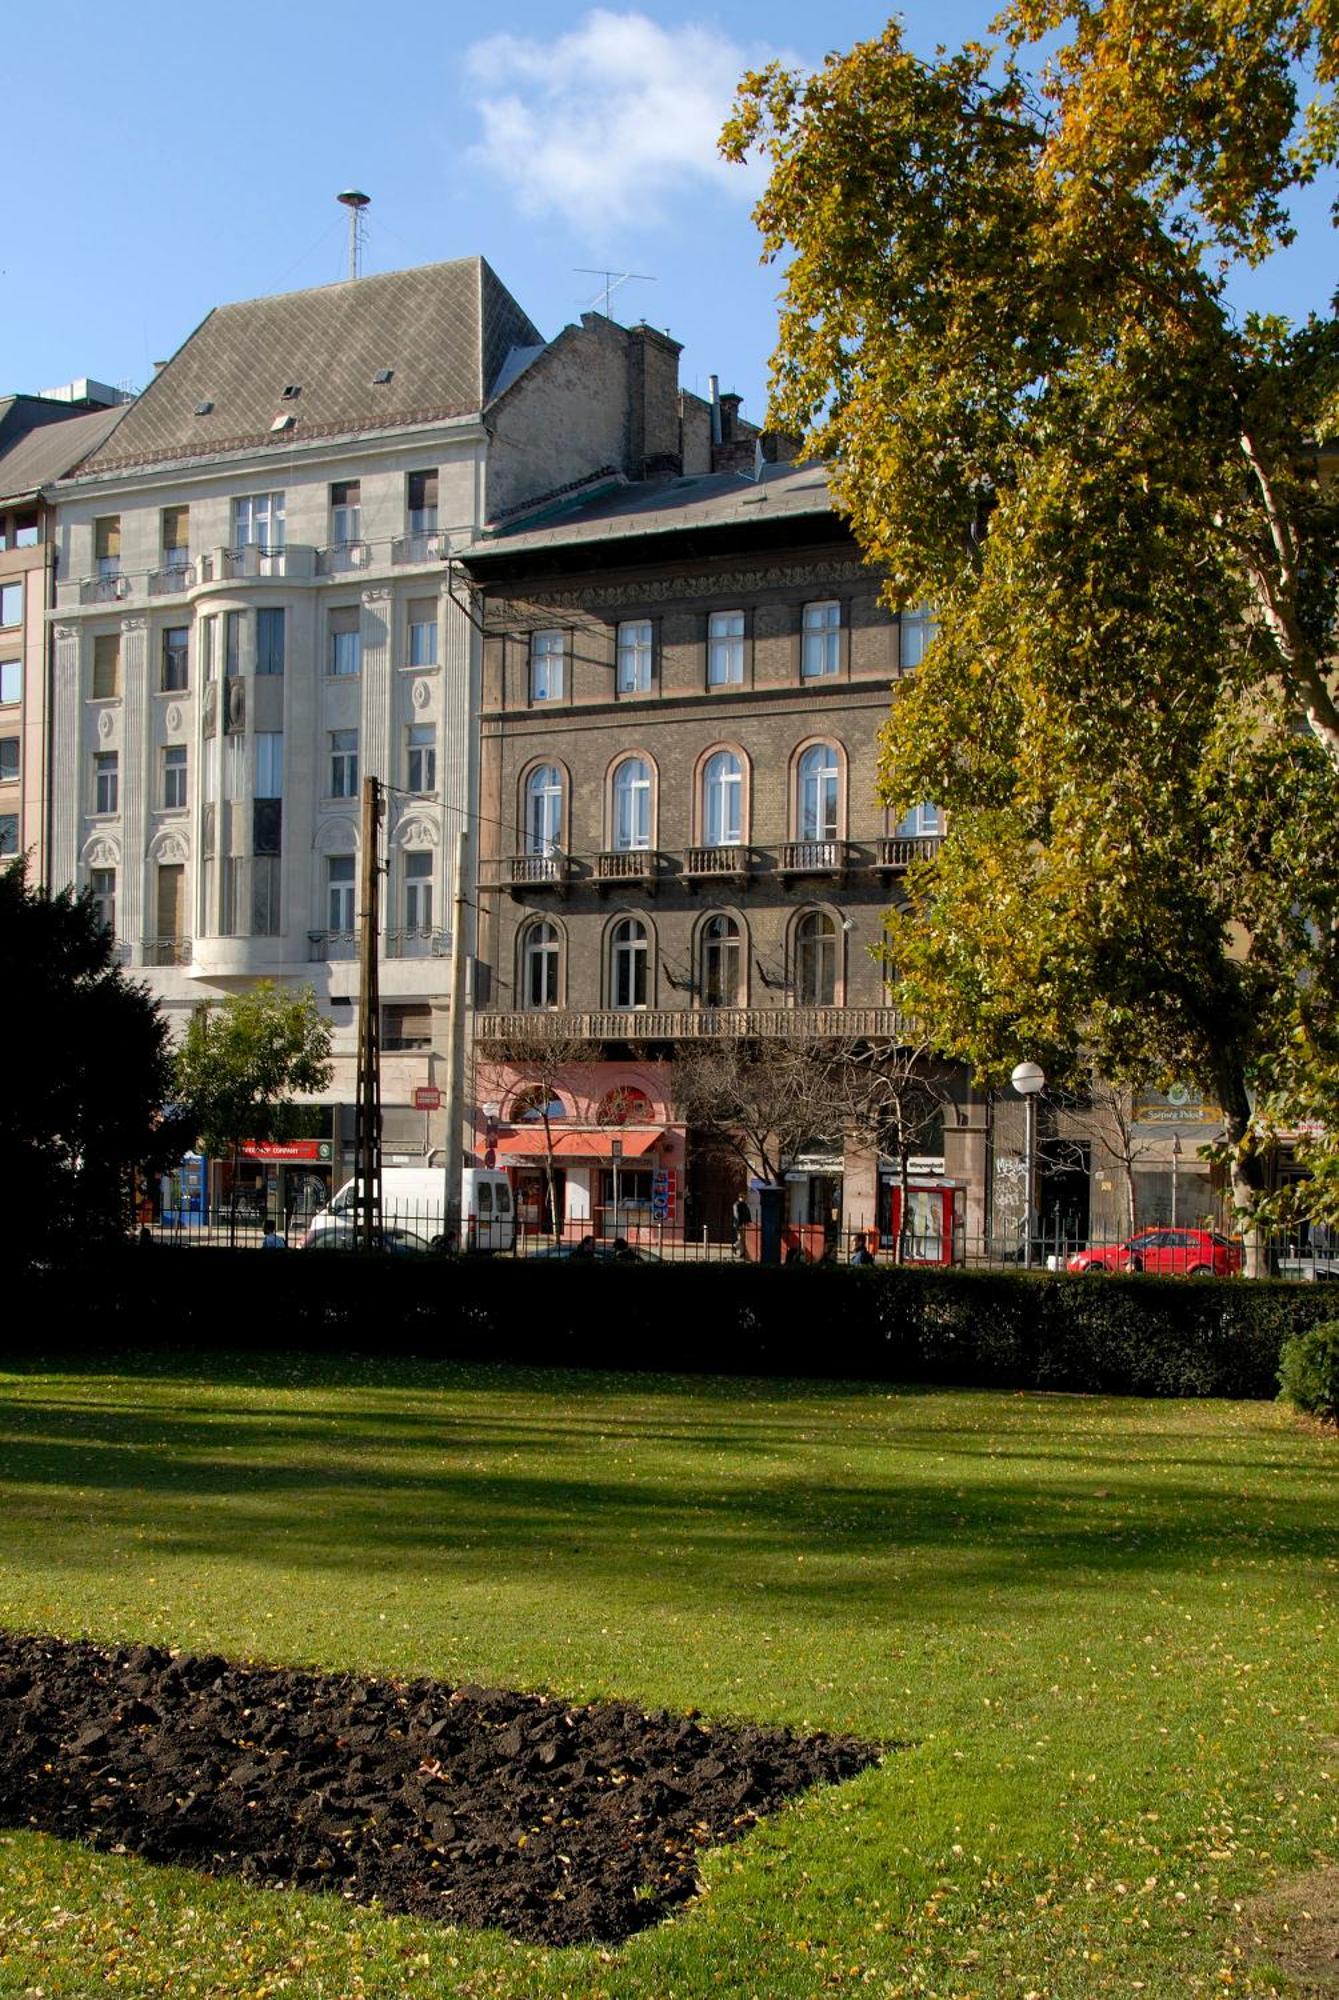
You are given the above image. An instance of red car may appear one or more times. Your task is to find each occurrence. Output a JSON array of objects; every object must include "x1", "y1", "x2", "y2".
[{"x1": 1066, "y1": 1228, "x2": 1242, "y2": 1277}]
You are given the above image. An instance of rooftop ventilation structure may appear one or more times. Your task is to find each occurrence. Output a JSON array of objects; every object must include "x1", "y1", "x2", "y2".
[{"x1": 195, "y1": 400, "x2": 214, "y2": 416}]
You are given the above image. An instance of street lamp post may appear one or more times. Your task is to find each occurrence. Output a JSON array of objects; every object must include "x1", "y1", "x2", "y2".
[{"x1": 1011, "y1": 1061, "x2": 1046, "y2": 1269}]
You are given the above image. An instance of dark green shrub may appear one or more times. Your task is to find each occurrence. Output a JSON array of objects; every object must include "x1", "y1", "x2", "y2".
[{"x1": 1278, "y1": 1319, "x2": 1339, "y2": 1419}]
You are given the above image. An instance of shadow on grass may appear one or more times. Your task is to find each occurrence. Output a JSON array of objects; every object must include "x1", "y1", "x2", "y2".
[{"x1": 0, "y1": 1360, "x2": 1334, "y2": 1625}]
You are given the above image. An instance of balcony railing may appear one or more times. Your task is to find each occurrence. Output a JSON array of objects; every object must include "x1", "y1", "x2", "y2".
[
  {"x1": 391, "y1": 531, "x2": 450, "y2": 566},
  {"x1": 148, "y1": 562, "x2": 195, "y2": 596},
  {"x1": 78, "y1": 572, "x2": 131, "y2": 605},
  {"x1": 506, "y1": 853, "x2": 571, "y2": 890},
  {"x1": 878, "y1": 834, "x2": 944, "y2": 868},
  {"x1": 205, "y1": 544, "x2": 315, "y2": 582},
  {"x1": 385, "y1": 926, "x2": 452, "y2": 958},
  {"x1": 595, "y1": 849, "x2": 663, "y2": 891},
  {"x1": 684, "y1": 844, "x2": 751, "y2": 880},
  {"x1": 780, "y1": 839, "x2": 849, "y2": 876},
  {"x1": 308, "y1": 928, "x2": 360, "y2": 962},
  {"x1": 316, "y1": 541, "x2": 372, "y2": 575},
  {"x1": 476, "y1": 1005, "x2": 917, "y2": 1045},
  {"x1": 139, "y1": 936, "x2": 193, "y2": 968}
]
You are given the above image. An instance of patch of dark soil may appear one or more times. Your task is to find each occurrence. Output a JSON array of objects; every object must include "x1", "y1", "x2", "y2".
[
  {"x1": 0, "y1": 1632, "x2": 881, "y2": 1946},
  {"x1": 1244, "y1": 1865, "x2": 1339, "y2": 1995}
]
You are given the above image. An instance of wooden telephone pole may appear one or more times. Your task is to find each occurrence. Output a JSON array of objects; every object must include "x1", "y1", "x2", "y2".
[{"x1": 354, "y1": 775, "x2": 384, "y2": 1251}]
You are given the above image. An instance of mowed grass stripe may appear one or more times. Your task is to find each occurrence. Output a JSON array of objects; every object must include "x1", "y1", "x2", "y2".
[{"x1": 0, "y1": 1355, "x2": 1333, "y2": 1998}]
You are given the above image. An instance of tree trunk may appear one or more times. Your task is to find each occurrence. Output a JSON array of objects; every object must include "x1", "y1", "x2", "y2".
[
  {"x1": 896, "y1": 1141, "x2": 911, "y2": 1267},
  {"x1": 1219, "y1": 1070, "x2": 1267, "y2": 1277},
  {"x1": 540, "y1": 1110, "x2": 561, "y2": 1245}
]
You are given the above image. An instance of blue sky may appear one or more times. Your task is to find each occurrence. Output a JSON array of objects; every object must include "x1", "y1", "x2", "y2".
[{"x1": 5, "y1": 1, "x2": 1333, "y2": 422}]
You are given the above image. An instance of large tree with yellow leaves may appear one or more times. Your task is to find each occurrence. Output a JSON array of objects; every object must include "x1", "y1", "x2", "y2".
[{"x1": 725, "y1": 3, "x2": 1339, "y2": 1251}]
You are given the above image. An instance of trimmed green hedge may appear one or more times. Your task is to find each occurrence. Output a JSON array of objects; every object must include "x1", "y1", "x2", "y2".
[
  {"x1": 9, "y1": 1253, "x2": 1339, "y2": 1399},
  {"x1": 1278, "y1": 1319, "x2": 1339, "y2": 1419}
]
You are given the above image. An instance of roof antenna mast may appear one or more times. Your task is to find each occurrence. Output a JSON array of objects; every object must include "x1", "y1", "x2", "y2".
[
  {"x1": 575, "y1": 269, "x2": 655, "y2": 320},
  {"x1": 338, "y1": 189, "x2": 371, "y2": 281}
]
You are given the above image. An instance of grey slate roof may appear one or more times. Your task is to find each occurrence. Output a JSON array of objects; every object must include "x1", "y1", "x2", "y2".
[
  {"x1": 0, "y1": 402, "x2": 128, "y2": 507},
  {"x1": 463, "y1": 459, "x2": 835, "y2": 561},
  {"x1": 75, "y1": 258, "x2": 543, "y2": 478}
]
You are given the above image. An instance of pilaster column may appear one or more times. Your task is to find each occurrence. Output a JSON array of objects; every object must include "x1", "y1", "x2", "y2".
[
  {"x1": 49, "y1": 625, "x2": 82, "y2": 891},
  {"x1": 120, "y1": 615, "x2": 149, "y2": 948}
]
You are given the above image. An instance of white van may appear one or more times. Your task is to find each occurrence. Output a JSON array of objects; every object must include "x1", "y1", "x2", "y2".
[{"x1": 305, "y1": 1167, "x2": 515, "y2": 1252}]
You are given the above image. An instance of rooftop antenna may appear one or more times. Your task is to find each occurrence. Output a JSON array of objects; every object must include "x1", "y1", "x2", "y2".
[
  {"x1": 337, "y1": 189, "x2": 371, "y2": 281},
  {"x1": 575, "y1": 269, "x2": 655, "y2": 320}
]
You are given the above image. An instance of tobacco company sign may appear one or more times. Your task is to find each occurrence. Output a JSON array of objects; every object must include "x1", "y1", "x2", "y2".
[{"x1": 240, "y1": 1140, "x2": 333, "y2": 1162}]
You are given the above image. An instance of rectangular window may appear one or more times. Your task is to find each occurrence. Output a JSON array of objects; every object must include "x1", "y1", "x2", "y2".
[
  {"x1": 94, "y1": 751, "x2": 118, "y2": 815},
  {"x1": 161, "y1": 625, "x2": 189, "y2": 692},
  {"x1": 530, "y1": 629, "x2": 564, "y2": 702},
  {"x1": 90, "y1": 867, "x2": 116, "y2": 933},
  {"x1": 256, "y1": 607, "x2": 285, "y2": 676},
  {"x1": 328, "y1": 854, "x2": 356, "y2": 932},
  {"x1": 707, "y1": 609, "x2": 745, "y2": 686},
  {"x1": 329, "y1": 729, "x2": 359, "y2": 798},
  {"x1": 0, "y1": 659, "x2": 18, "y2": 703},
  {"x1": 0, "y1": 736, "x2": 17, "y2": 782},
  {"x1": 328, "y1": 608, "x2": 361, "y2": 677},
  {"x1": 406, "y1": 723, "x2": 436, "y2": 794},
  {"x1": 94, "y1": 516, "x2": 121, "y2": 578},
  {"x1": 224, "y1": 735, "x2": 245, "y2": 801},
  {"x1": 0, "y1": 813, "x2": 17, "y2": 856},
  {"x1": 93, "y1": 634, "x2": 120, "y2": 700},
  {"x1": 616, "y1": 619, "x2": 653, "y2": 693},
  {"x1": 0, "y1": 581, "x2": 21, "y2": 628},
  {"x1": 14, "y1": 514, "x2": 38, "y2": 550},
  {"x1": 200, "y1": 616, "x2": 216, "y2": 683},
  {"x1": 330, "y1": 480, "x2": 361, "y2": 546},
  {"x1": 900, "y1": 604, "x2": 939, "y2": 669},
  {"x1": 233, "y1": 492, "x2": 285, "y2": 552},
  {"x1": 383, "y1": 1002, "x2": 432, "y2": 1050},
  {"x1": 161, "y1": 505, "x2": 190, "y2": 567},
  {"x1": 895, "y1": 801, "x2": 943, "y2": 837},
  {"x1": 156, "y1": 863, "x2": 185, "y2": 941},
  {"x1": 404, "y1": 851, "x2": 433, "y2": 931},
  {"x1": 255, "y1": 732, "x2": 283, "y2": 799},
  {"x1": 408, "y1": 599, "x2": 438, "y2": 667},
  {"x1": 220, "y1": 856, "x2": 240, "y2": 936},
  {"x1": 252, "y1": 854, "x2": 281, "y2": 936},
  {"x1": 225, "y1": 610, "x2": 242, "y2": 676},
  {"x1": 163, "y1": 745, "x2": 188, "y2": 811},
  {"x1": 407, "y1": 469, "x2": 438, "y2": 535},
  {"x1": 801, "y1": 599, "x2": 841, "y2": 678}
]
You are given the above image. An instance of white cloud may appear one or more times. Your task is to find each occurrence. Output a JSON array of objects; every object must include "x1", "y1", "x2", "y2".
[{"x1": 463, "y1": 10, "x2": 785, "y2": 233}]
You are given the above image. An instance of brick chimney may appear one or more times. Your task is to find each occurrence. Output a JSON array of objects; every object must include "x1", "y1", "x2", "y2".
[{"x1": 626, "y1": 322, "x2": 683, "y2": 478}]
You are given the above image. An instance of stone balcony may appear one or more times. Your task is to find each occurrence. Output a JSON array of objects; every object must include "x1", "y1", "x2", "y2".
[
  {"x1": 480, "y1": 838, "x2": 943, "y2": 900},
  {"x1": 475, "y1": 1004, "x2": 917, "y2": 1045}
]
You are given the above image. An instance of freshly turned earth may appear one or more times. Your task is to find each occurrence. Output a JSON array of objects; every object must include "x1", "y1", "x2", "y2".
[{"x1": 0, "y1": 1632, "x2": 881, "y2": 1945}]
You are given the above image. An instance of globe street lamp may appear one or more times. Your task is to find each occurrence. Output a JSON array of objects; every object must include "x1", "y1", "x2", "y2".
[{"x1": 1011, "y1": 1061, "x2": 1046, "y2": 1269}]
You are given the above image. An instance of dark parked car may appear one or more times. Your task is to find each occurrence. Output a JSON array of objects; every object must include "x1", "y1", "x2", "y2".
[
  {"x1": 1066, "y1": 1227, "x2": 1241, "y2": 1276},
  {"x1": 528, "y1": 1241, "x2": 661, "y2": 1263}
]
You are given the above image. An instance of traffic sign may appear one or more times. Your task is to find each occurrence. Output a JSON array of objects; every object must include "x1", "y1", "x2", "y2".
[{"x1": 413, "y1": 1086, "x2": 442, "y2": 1110}]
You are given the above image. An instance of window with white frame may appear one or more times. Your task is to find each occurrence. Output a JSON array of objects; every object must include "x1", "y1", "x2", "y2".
[
  {"x1": 794, "y1": 909, "x2": 839, "y2": 1005},
  {"x1": 329, "y1": 729, "x2": 358, "y2": 799},
  {"x1": 900, "y1": 603, "x2": 939, "y2": 669},
  {"x1": 162, "y1": 744, "x2": 188, "y2": 811},
  {"x1": 94, "y1": 751, "x2": 118, "y2": 815},
  {"x1": 707, "y1": 609, "x2": 745, "y2": 686},
  {"x1": 161, "y1": 626, "x2": 189, "y2": 693},
  {"x1": 610, "y1": 917, "x2": 649, "y2": 1010},
  {"x1": 1, "y1": 581, "x2": 23, "y2": 627},
  {"x1": 523, "y1": 920, "x2": 560, "y2": 1008},
  {"x1": 406, "y1": 724, "x2": 436, "y2": 794},
  {"x1": 255, "y1": 732, "x2": 283, "y2": 799},
  {"x1": 233, "y1": 492, "x2": 285, "y2": 552},
  {"x1": 327, "y1": 854, "x2": 356, "y2": 932},
  {"x1": 329, "y1": 480, "x2": 361, "y2": 547},
  {"x1": 699, "y1": 913, "x2": 742, "y2": 1007},
  {"x1": 408, "y1": 600, "x2": 438, "y2": 667},
  {"x1": 530, "y1": 629, "x2": 565, "y2": 702},
  {"x1": 403, "y1": 851, "x2": 433, "y2": 931},
  {"x1": 0, "y1": 658, "x2": 18, "y2": 703},
  {"x1": 612, "y1": 757, "x2": 652, "y2": 850},
  {"x1": 525, "y1": 765, "x2": 562, "y2": 854},
  {"x1": 702, "y1": 749, "x2": 742, "y2": 846},
  {"x1": 89, "y1": 867, "x2": 116, "y2": 934},
  {"x1": 895, "y1": 801, "x2": 943, "y2": 837},
  {"x1": 328, "y1": 609, "x2": 361, "y2": 677},
  {"x1": 797, "y1": 743, "x2": 840, "y2": 841},
  {"x1": 801, "y1": 599, "x2": 841, "y2": 678},
  {"x1": 616, "y1": 619, "x2": 653, "y2": 694}
]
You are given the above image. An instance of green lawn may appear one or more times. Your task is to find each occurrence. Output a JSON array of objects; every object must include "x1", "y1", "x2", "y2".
[{"x1": 0, "y1": 1354, "x2": 1333, "y2": 1999}]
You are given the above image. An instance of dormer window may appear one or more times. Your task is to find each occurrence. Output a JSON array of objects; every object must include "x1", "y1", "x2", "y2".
[
  {"x1": 373, "y1": 368, "x2": 394, "y2": 385},
  {"x1": 281, "y1": 384, "x2": 301, "y2": 400}
]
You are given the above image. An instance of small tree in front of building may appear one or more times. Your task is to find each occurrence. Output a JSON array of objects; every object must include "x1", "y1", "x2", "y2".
[
  {"x1": 673, "y1": 1033, "x2": 844, "y2": 1192},
  {"x1": 174, "y1": 983, "x2": 333, "y2": 1241},
  {"x1": 476, "y1": 1020, "x2": 598, "y2": 1241}
]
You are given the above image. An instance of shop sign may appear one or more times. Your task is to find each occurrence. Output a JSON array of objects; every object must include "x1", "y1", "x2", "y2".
[
  {"x1": 651, "y1": 1168, "x2": 676, "y2": 1221},
  {"x1": 240, "y1": 1140, "x2": 333, "y2": 1162},
  {"x1": 413, "y1": 1087, "x2": 442, "y2": 1110},
  {"x1": 1133, "y1": 1085, "x2": 1221, "y2": 1129}
]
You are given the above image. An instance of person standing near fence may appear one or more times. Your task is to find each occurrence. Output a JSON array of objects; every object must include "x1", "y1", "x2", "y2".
[{"x1": 732, "y1": 1195, "x2": 752, "y2": 1260}]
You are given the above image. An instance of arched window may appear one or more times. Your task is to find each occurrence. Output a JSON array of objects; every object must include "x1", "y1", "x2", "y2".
[
  {"x1": 794, "y1": 910, "x2": 838, "y2": 1006},
  {"x1": 612, "y1": 757, "x2": 652, "y2": 851},
  {"x1": 511, "y1": 1085, "x2": 566, "y2": 1123},
  {"x1": 597, "y1": 1084, "x2": 654, "y2": 1125},
  {"x1": 610, "y1": 917, "x2": 649, "y2": 1010},
  {"x1": 521, "y1": 919, "x2": 561, "y2": 1009},
  {"x1": 702, "y1": 750, "x2": 742, "y2": 847},
  {"x1": 699, "y1": 913, "x2": 742, "y2": 1007},
  {"x1": 797, "y1": 743, "x2": 840, "y2": 841},
  {"x1": 524, "y1": 765, "x2": 563, "y2": 854}
]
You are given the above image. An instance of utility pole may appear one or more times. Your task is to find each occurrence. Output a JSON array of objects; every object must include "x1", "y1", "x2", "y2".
[
  {"x1": 354, "y1": 775, "x2": 384, "y2": 1251},
  {"x1": 441, "y1": 830, "x2": 470, "y2": 1248}
]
